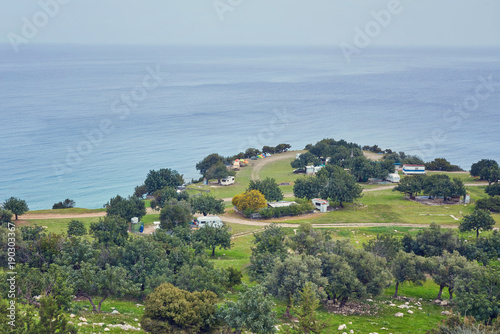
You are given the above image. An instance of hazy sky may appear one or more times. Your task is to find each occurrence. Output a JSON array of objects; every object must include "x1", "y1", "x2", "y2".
[{"x1": 1, "y1": 0, "x2": 500, "y2": 47}]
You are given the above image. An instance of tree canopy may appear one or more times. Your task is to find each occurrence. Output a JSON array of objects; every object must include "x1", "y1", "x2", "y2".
[
  {"x1": 105, "y1": 195, "x2": 146, "y2": 221},
  {"x1": 248, "y1": 177, "x2": 284, "y2": 202},
  {"x1": 317, "y1": 165, "x2": 363, "y2": 207},
  {"x1": 141, "y1": 283, "x2": 218, "y2": 334},
  {"x1": 232, "y1": 190, "x2": 267, "y2": 213},
  {"x1": 459, "y1": 209, "x2": 496, "y2": 239},
  {"x1": 190, "y1": 194, "x2": 225, "y2": 216},
  {"x1": 144, "y1": 168, "x2": 184, "y2": 194},
  {"x1": 2, "y1": 197, "x2": 29, "y2": 220},
  {"x1": 470, "y1": 159, "x2": 498, "y2": 178},
  {"x1": 159, "y1": 200, "x2": 193, "y2": 230},
  {"x1": 196, "y1": 153, "x2": 226, "y2": 176}
]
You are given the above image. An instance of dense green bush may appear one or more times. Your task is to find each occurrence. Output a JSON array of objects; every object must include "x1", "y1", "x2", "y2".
[
  {"x1": 476, "y1": 196, "x2": 500, "y2": 212},
  {"x1": 141, "y1": 283, "x2": 218, "y2": 334}
]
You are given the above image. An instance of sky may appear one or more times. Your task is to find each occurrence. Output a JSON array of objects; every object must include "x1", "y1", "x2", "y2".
[{"x1": 1, "y1": 0, "x2": 500, "y2": 47}]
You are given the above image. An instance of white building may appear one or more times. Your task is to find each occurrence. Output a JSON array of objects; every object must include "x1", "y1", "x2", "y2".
[{"x1": 402, "y1": 164, "x2": 426, "y2": 175}]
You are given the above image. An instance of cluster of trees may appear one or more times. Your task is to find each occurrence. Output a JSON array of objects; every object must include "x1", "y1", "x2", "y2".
[
  {"x1": 0, "y1": 214, "x2": 237, "y2": 319},
  {"x1": 425, "y1": 158, "x2": 463, "y2": 172},
  {"x1": 195, "y1": 153, "x2": 236, "y2": 183},
  {"x1": 470, "y1": 159, "x2": 500, "y2": 184},
  {"x1": 243, "y1": 220, "x2": 500, "y2": 326},
  {"x1": 52, "y1": 198, "x2": 75, "y2": 209},
  {"x1": 293, "y1": 165, "x2": 363, "y2": 207},
  {"x1": 247, "y1": 224, "x2": 392, "y2": 316},
  {"x1": 294, "y1": 139, "x2": 396, "y2": 182},
  {"x1": 393, "y1": 174, "x2": 466, "y2": 201},
  {"x1": 383, "y1": 151, "x2": 425, "y2": 165},
  {"x1": 262, "y1": 143, "x2": 291, "y2": 155},
  {"x1": 134, "y1": 168, "x2": 185, "y2": 198},
  {"x1": 193, "y1": 144, "x2": 292, "y2": 183}
]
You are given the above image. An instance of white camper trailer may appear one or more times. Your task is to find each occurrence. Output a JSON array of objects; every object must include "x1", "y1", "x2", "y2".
[
  {"x1": 387, "y1": 173, "x2": 401, "y2": 183},
  {"x1": 311, "y1": 198, "x2": 329, "y2": 213},
  {"x1": 196, "y1": 216, "x2": 223, "y2": 228},
  {"x1": 220, "y1": 176, "x2": 235, "y2": 186}
]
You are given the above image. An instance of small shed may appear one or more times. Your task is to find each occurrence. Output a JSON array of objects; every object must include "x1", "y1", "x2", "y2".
[{"x1": 312, "y1": 198, "x2": 329, "y2": 213}]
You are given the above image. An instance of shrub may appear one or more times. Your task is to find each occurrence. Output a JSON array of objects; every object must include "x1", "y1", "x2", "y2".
[
  {"x1": 52, "y1": 199, "x2": 75, "y2": 209},
  {"x1": 141, "y1": 283, "x2": 218, "y2": 334},
  {"x1": 476, "y1": 196, "x2": 500, "y2": 213},
  {"x1": 67, "y1": 220, "x2": 86, "y2": 237}
]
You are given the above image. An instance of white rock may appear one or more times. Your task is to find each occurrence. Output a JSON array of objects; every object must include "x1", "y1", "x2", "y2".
[
  {"x1": 134, "y1": 318, "x2": 139, "y2": 321},
  {"x1": 104, "y1": 329, "x2": 110, "y2": 332},
  {"x1": 394, "y1": 312, "x2": 404, "y2": 317},
  {"x1": 389, "y1": 303, "x2": 396, "y2": 307},
  {"x1": 367, "y1": 299, "x2": 373, "y2": 302},
  {"x1": 405, "y1": 302, "x2": 409, "y2": 305},
  {"x1": 111, "y1": 310, "x2": 120, "y2": 314},
  {"x1": 136, "y1": 304, "x2": 143, "y2": 307},
  {"x1": 418, "y1": 307, "x2": 423, "y2": 310},
  {"x1": 349, "y1": 322, "x2": 352, "y2": 325},
  {"x1": 408, "y1": 310, "x2": 413, "y2": 314},
  {"x1": 70, "y1": 314, "x2": 75, "y2": 318},
  {"x1": 442, "y1": 311, "x2": 452, "y2": 316},
  {"x1": 440, "y1": 300, "x2": 448, "y2": 306},
  {"x1": 111, "y1": 307, "x2": 115, "y2": 309},
  {"x1": 78, "y1": 317, "x2": 87, "y2": 322},
  {"x1": 398, "y1": 304, "x2": 409, "y2": 309},
  {"x1": 338, "y1": 324, "x2": 347, "y2": 330},
  {"x1": 350, "y1": 330, "x2": 354, "y2": 334}
]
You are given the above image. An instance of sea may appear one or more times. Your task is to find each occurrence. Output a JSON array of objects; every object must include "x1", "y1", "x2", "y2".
[{"x1": 1, "y1": 44, "x2": 499, "y2": 210}]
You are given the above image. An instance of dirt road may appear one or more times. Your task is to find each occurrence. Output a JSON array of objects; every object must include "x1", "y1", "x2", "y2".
[
  {"x1": 220, "y1": 213, "x2": 459, "y2": 229},
  {"x1": 19, "y1": 212, "x2": 107, "y2": 220}
]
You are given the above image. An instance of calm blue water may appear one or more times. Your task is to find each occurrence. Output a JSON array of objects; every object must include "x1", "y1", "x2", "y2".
[{"x1": 1, "y1": 45, "x2": 499, "y2": 210}]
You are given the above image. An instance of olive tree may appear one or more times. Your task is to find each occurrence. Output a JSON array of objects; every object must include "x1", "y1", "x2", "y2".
[
  {"x1": 459, "y1": 209, "x2": 496, "y2": 239},
  {"x1": 219, "y1": 284, "x2": 277, "y2": 334},
  {"x1": 2, "y1": 197, "x2": 29, "y2": 220}
]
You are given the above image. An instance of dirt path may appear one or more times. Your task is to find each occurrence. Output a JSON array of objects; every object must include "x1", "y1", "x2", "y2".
[
  {"x1": 250, "y1": 151, "x2": 302, "y2": 181},
  {"x1": 221, "y1": 213, "x2": 459, "y2": 229},
  {"x1": 19, "y1": 212, "x2": 107, "y2": 220}
]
